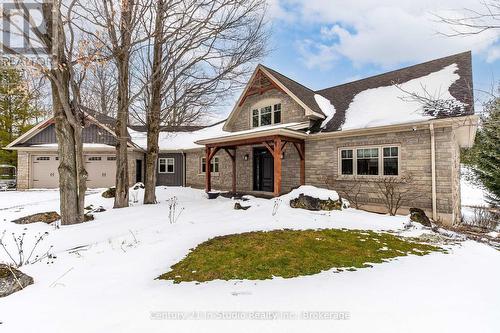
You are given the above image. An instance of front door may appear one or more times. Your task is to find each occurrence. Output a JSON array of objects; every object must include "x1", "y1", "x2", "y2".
[
  {"x1": 135, "y1": 159, "x2": 143, "y2": 183},
  {"x1": 253, "y1": 147, "x2": 274, "y2": 192}
]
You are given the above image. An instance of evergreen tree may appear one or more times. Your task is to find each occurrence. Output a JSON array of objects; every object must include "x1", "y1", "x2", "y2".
[
  {"x1": 0, "y1": 66, "x2": 41, "y2": 165},
  {"x1": 463, "y1": 92, "x2": 500, "y2": 206}
]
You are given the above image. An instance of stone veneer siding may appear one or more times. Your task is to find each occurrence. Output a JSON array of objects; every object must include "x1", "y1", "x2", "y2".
[
  {"x1": 305, "y1": 126, "x2": 460, "y2": 225},
  {"x1": 16, "y1": 151, "x2": 30, "y2": 189},
  {"x1": 225, "y1": 89, "x2": 307, "y2": 132}
]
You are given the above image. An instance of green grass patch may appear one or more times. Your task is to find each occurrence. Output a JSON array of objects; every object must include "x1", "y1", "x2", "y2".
[{"x1": 158, "y1": 229, "x2": 443, "y2": 283}]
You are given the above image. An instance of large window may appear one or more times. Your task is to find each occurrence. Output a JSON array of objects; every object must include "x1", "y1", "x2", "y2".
[
  {"x1": 159, "y1": 158, "x2": 174, "y2": 173},
  {"x1": 357, "y1": 148, "x2": 379, "y2": 175},
  {"x1": 339, "y1": 146, "x2": 399, "y2": 176},
  {"x1": 252, "y1": 103, "x2": 282, "y2": 128},
  {"x1": 201, "y1": 157, "x2": 219, "y2": 173}
]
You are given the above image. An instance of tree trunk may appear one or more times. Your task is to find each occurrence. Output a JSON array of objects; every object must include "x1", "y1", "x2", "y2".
[
  {"x1": 113, "y1": 0, "x2": 134, "y2": 209},
  {"x1": 46, "y1": 1, "x2": 86, "y2": 225},
  {"x1": 114, "y1": 55, "x2": 130, "y2": 208},
  {"x1": 143, "y1": 0, "x2": 164, "y2": 204}
]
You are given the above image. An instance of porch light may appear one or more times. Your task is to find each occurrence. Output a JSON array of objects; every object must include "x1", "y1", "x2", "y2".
[
  {"x1": 244, "y1": 154, "x2": 249, "y2": 161},
  {"x1": 281, "y1": 152, "x2": 285, "y2": 159}
]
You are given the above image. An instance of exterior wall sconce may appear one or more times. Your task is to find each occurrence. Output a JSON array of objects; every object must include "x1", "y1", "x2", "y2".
[
  {"x1": 281, "y1": 152, "x2": 285, "y2": 159},
  {"x1": 244, "y1": 154, "x2": 249, "y2": 161}
]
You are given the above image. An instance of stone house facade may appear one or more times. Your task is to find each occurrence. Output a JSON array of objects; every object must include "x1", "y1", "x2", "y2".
[{"x1": 5, "y1": 51, "x2": 477, "y2": 225}]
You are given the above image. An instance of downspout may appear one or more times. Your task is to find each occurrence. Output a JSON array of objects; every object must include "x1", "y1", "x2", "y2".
[
  {"x1": 429, "y1": 123, "x2": 437, "y2": 221},
  {"x1": 182, "y1": 152, "x2": 186, "y2": 187}
]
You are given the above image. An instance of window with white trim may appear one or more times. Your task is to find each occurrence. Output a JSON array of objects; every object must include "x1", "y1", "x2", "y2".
[
  {"x1": 339, "y1": 146, "x2": 399, "y2": 176},
  {"x1": 159, "y1": 158, "x2": 174, "y2": 173},
  {"x1": 201, "y1": 157, "x2": 219, "y2": 173},
  {"x1": 252, "y1": 103, "x2": 282, "y2": 127}
]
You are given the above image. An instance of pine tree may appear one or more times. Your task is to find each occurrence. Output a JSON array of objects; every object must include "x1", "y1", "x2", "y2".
[
  {"x1": 465, "y1": 92, "x2": 500, "y2": 206},
  {"x1": 0, "y1": 66, "x2": 41, "y2": 165}
]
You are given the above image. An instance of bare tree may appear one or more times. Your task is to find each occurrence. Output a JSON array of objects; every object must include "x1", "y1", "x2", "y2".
[
  {"x1": 1, "y1": 0, "x2": 97, "y2": 224},
  {"x1": 80, "y1": 61, "x2": 117, "y2": 117},
  {"x1": 136, "y1": 0, "x2": 268, "y2": 204},
  {"x1": 374, "y1": 173, "x2": 420, "y2": 216},
  {"x1": 75, "y1": 0, "x2": 151, "y2": 208},
  {"x1": 436, "y1": 0, "x2": 500, "y2": 36},
  {"x1": 324, "y1": 175, "x2": 363, "y2": 209}
]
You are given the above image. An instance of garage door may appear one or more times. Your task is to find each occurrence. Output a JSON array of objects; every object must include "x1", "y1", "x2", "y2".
[
  {"x1": 32, "y1": 155, "x2": 59, "y2": 188},
  {"x1": 85, "y1": 155, "x2": 116, "y2": 188}
]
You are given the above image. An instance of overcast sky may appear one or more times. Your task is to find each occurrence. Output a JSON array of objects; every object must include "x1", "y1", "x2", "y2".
[{"x1": 259, "y1": 0, "x2": 498, "y2": 108}]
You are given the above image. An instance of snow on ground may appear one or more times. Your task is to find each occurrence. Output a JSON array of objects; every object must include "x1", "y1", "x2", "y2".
[
  {"x1": 0, "y1": 187, "x2": 499, "y2": 333},
  {"x1": 460, "y1": 166, "x2": 491, "y2": 221},
  {"x1": 341, "y1": 64, "x2": 463, "y2": 130}
]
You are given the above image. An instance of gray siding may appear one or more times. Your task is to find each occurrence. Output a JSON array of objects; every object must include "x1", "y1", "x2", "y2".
[
  {"x1": 156, "y1": 153, "x2": 184, "y2": 186},
  {"x1": 22, "y1": 123, "x2": 116, "y2": 146}
]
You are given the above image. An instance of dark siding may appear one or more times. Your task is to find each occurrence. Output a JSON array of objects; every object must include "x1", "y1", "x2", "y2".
[
  {"x1": 156, "y1": 153, "x2": 184, "y2": 186},
  {"x1": 22, "y1": 123, "x2": 117, "y2": 146}
]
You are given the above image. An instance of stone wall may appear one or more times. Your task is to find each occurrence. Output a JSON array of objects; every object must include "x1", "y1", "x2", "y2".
[
  {"x1": 305, "y1": 126, "x2": 459, "y2": 224},
  {"x1": 225, "y1": 89, "x2": 307, "y2": 132},
  {"x1": 16, "y1": 151, "x2": 30, "y2": 190}
]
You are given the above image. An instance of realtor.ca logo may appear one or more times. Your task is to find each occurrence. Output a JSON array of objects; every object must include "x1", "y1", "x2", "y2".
[{"x1": 1, "y1": 1, "x2": 49, "y2": 55}]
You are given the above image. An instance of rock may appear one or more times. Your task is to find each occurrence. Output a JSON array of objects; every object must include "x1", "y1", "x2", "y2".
[
  {"x1": 102, "y1": 187, "x2": 116, "y2": 198},
  {"x1": 409, "y1": 208, "x2": 432, "y2": 227},
  {"x1": 84, "y1": 213, "x2": 95, "y2": 222},
  {"x1": 11, "y1": 211, "x2": 60, "y2": 224},
  {"x1": 234, "y1": 202, "x2": 250, "y2": 210},
  {"x1": 290, "y1": 194, "x2": 342, "y2": 211},
  {"x1": 0, "y1": 264, "x2": 33, "y2": 298}
]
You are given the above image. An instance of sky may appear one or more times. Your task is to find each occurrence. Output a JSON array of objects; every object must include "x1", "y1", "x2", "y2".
[{"x1": 222, "y1": 0, "x2": 498, "y2": 119}]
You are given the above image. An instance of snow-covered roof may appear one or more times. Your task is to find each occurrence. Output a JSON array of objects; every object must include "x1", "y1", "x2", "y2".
[
  {"x1": 340, "y1": 64, "x2": 463, "y2": 130},
  {"x1": 315, "y1": 51, "x2": 473, "y2": 132},
  {"x1": 129, "y1": 122, "x2": 311, "y2": 151},
  {"x1": 129, "y1": 122, "x2": 227, "y2": 151}
]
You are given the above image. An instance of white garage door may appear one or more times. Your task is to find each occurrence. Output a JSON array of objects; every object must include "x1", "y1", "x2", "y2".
[
  {"x1": 85, "y1": 155, "x2": 116, "y2": 188},
  {"x1": 32, "y1": 155, "x2": 59, "y2": 188}
]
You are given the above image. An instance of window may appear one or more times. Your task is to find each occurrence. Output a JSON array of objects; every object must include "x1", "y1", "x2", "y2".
[
  {"x1": 383, "y1": 147, "x2": 399, "y2": 175},
  {"x1": 340, "y1": 149, "x2": 353, "y2": 175},
  {"x1": 107, "y1": 156, "x2": 116, "y2": 161},
  {"x1": 339, "y1": 146, "x2": 399, "y2": 176},
  {"x1": 201, "y1": 157, "x2": 219, "y2": 173},
  {"x1": 36, "y1": 156, "x2": 50, "y2": 161},
  {"x1": 88, "y1": 156, "x2": 102, "y2": 161},
  {"x1": 252, "y1": 103, "x2": 282, "y2": 127},
  {"x1": 357, "y1": 148, "x2": 379, "y2": 175},
  {"x1": 159, "y1": 158, "x2": 174, "y2": 173}
]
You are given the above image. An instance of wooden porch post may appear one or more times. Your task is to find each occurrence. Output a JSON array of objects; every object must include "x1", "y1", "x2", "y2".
[
  {"x1": 224, "y1": 148, "x2": 236, "y2": 193},
  {"x1": 293, "y1": 141, "x2": 306, "y2": 186},
  {"x1": 273, "y1": 136, "x2": 282, "y2": 197},
  {"x1": 205, "y1": 146, "x2": 211, "y2": 192},
  {"x1": 300, "y1": 142, "x2": 305, "y2": 185}
]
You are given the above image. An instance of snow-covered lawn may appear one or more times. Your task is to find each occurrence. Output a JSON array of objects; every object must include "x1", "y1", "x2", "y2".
[{"x1": 0, "y1": 187, "x2": 499, "y2": 333}]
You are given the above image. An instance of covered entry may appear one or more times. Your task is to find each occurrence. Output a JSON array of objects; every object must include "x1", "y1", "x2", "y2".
[{"x1": 197, "y1": 129, "x2": 306, "y2": 197}]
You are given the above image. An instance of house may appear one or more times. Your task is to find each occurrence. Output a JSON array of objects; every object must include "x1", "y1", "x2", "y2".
[{"x1": 4, "y1": 51, "x2": 478, "y2": 225}]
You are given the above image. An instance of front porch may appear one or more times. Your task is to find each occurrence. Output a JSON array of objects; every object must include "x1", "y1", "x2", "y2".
[{"x1": 199, "y1": 133, "x2": 306, "y2": 197}]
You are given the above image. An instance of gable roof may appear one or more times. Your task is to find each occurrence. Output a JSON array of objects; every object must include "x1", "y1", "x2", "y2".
[
  {"x1": 223, "y1": 65, "x2": 326, "y2": 130},
  {"x1": 313, "y1": 51, "x2": 474, "y2": 132},
  {"x1": 5, "y1": 109, "x2": 137, "y2": 150},
  {"x1": 260, "y1": 65, "x2": 325, "y2": 117}
]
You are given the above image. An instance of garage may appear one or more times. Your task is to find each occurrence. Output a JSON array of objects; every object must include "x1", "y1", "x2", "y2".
[
  {"x1": 85, "y1": 154, "x2": 116, "y2": 188},
  {"x1": 31, "y1": 155, "x2": 59, "y2": 188}
]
